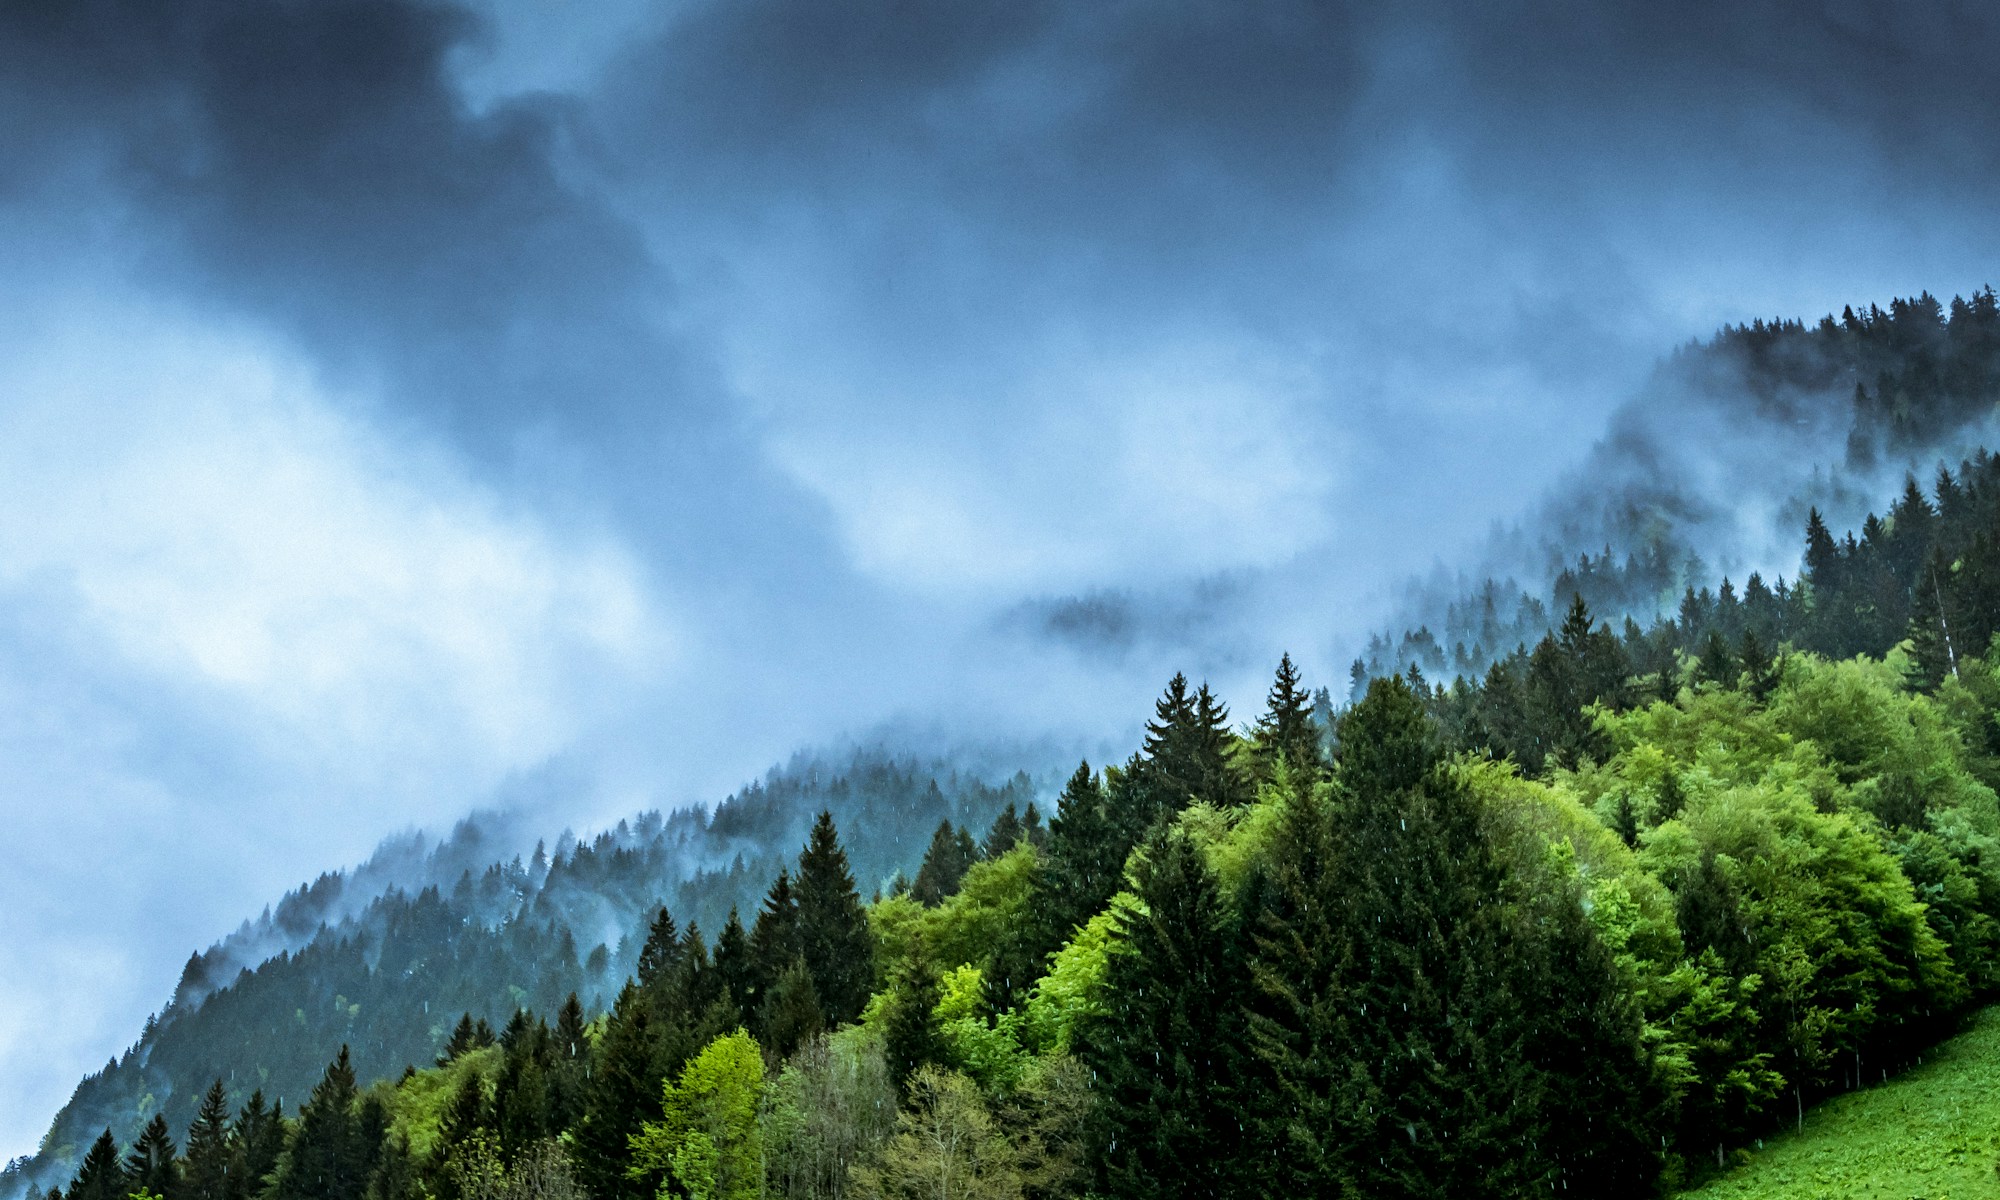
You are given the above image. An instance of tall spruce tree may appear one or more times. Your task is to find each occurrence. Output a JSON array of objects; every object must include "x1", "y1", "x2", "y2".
[
  {"x1": 910, "y1": 822, "x2": 978, "y2": 906},
  {"x1": 269, "y1": 1046, "x2": 373, "y2": 1200},
  {"x1": 793, "y1": 811, "x2": 876, "y2": 1028},
  {"x1": 1079, "y1": 827, "x2": 1250, "y2": 1200},
  {"x1": 1252, "y1": 652, "x2": 1321, "y2": 788},
  {"x1": 1247, "y1": 677, "x2": 1660, "y2": 1197},
  {"x1": 573, "y1": 984, "x2": 660, "y2": 1200},
  {"x1": 233, "y1": 1094, "x2": 287, "y2": 1200},
  {"x1": 126, "y1": 1114, "x2": 180, "y2": 1200},
  {"x1": 181, "y1": 1080, "x2": 234, "y2": 1200},
  {"x1": 67, "y1": 1130, "x2": 126, "y2": 1200}
]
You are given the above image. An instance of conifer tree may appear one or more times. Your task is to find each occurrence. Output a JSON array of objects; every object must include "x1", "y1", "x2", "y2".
[
  {"x1": 232, "y1": 1094, "x2": 286, "y2": 1200},
  {"x1": 911, "y1": 822, "x2": 977, "y2": 906},
  {"x1": 760, "y1": 960, "x2": 825, "y2": 1060},
  {"x1": 793, "y1": 811, "x2": 876, "y2": 1027},
  {"x1": 548, "y1": 993, "x2": 591, "y2": 1136},
  {"x1": 438, "y1": 1072, "x2": 489, "y2": 1150},
  {"x1": 1079, "y1": 827, "x2": 1249, "y2": 1200},
  {"x1": 881, "y1": 953, "x2": 946, "y2": 1094},
  {"x1": 126, "y1": 1114, "x2": 180, "y2": 1200},
  {"x1": 981, "y1": 803, "x2": 1026, "y2": 857},
  {"x1": 181, "y1": 1080, "x2": 234, "y2": 1200},
  {"x1": 269, "y1": 1046, "x2": 371, "y2": 1200},
  {"x1": 573, "y1": 984, "x2": 660, "y2": 1200},
  {"x1": 635, "y1": 907, "x2": 684, "y2": 990},
  {"x1": 67, "y1": 1130, "x2": 127, "y2": 1200},
  {"x1": 1036, "y1": 763, "x2": 1125, "y2": 953},
  {"x1": 1248, "y1": 677, "x2": 1660, "y2": 1195},
  {"x1": 1698, "y1": 630, "x2": 1738, "y2": 687},
  {"x1": 748, "y1": 869, "x2": 801, "y2": 1013},
  {"x1": 713, "y1": 909, "x2": 755, "y2": 1024},
  {"x1": 1252, "y1": 652, "x2": 1321, "y2": 788},
  {"x1": 437, "y1": 1013, "x2": 478, "y2": 1067}
]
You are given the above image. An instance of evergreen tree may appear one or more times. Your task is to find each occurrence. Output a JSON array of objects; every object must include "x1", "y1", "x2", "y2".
[
  {"x1": 981, "y1": 803, "x2": 1026, "y2": 858},
  {"x1": 635, "y1": 906, "x2": 684, "y2": 990},
  {"x1": 181, "y1": 1080, "x2": 234, "y2": 1200},
  {"x1": 793, "y1": 811, "x2": 876, "y2": 1028},
  {"x1": 548, "y1": 993, "x2": 591, "y2": 1136},
  {"x1": 1698, "y1": 630, "x2": 1738, "y2": 688},
  {"x1": 1079, "y1": 827, "x2": 1249, "y2": 1200},
  {"x1": 232, "y1": 1094, "x2": 286, "y2": 1200},
  {"x1": 1036, "y1": 763, "x2": 1126, "y2": 953},
  {"x1": 269, "y1": 1046, "x2": 372, "y2": 1200},
  {"x1": 438, "y1": 1072, "x2": 489, "y2": 1150},
  {"x1": 1248, "y1": 677, "x2": 1661, "y2": 1196},
  {"x1": 881, "y1": 953, "x2": 946, "y2": 1094},
  {"x1": 437, "y1": 1013, "x2": 478, "y2": 1067},
  {"x1": 572, "y1": 984, "x2": 659, "y2": 1200},
  {"x1": 1252, "y1": 652, "x2": 1320, "y2": 788},
  {"x1": 126, "y1": 1114, "x2": 180, "y2": 1200},
  {"x1": 67, "y1": 1130, "x2": 127, "y2": 1200},
  {"x1": 713, "y1": 909, "x2": 755, "y2": 1024},
  {"x1": 748, "y1": 869, "x2": 801, "y2": 1015},
  {"x1": 760, "y1": 960, "x2": 826, "y2": 1060},
  {"x1": 910, "y1": 822, "x2": 978, "y2": 906}
]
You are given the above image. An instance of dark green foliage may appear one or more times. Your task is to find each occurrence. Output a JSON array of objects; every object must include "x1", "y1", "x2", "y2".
[
  {"x1": 881, "y1": 954, "x2": 946, "y2": 1094},
  {"x1": 761, "y1": 960, "x2": 826, "y2": 1060},
  {"x1": 180, "y1": 1081, "x2": 233, "y2": 1200},
  {"x1": 793, "y1": 811, "x2": 877, "y2": 1028},
  {"x1": 1079, "y1": 827, "x2": 1250, "y2": 1200},
  {"x1": 233, "y1": 1093, "x2": 286, "y2": 1200},
  {"x1": 1131, "y1": 674, "x2": 1253, "y2": 814},
  {"x1": 269, "y1": 1046, "x2": 376, "y2": 1200},
  {"x1": 572, "y1": 984, "x2": 659, "y2": 1200},
  {"x1": 981, "y1": 803, "x2": 1026, "y2": 858},
  {"x1": 66, "y1": 1130, "x2": 126, "y2": 1200},
  {"x1": 1252, "y1": 652, "x2": 1321, "y2": 788},
  {"x1": 125, "y1": 1114, "x2": 180, "y2": 1200},
  {"x1": 1245, "y1": 678, "x2": 1662, "y2": 1196},
  {"x1": 910, "y1": 822, "x2": 978, "y2": 906}
]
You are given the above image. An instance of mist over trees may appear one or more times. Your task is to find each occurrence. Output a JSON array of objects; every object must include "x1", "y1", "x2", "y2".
[{"x1": 9, "y1": 291, "x2": 2000, "y2": 1198}]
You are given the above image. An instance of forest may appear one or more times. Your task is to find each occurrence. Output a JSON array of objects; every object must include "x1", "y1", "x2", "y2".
[{"x1": 10, "y1": 290, "x2": 2000, "y2": 1199}]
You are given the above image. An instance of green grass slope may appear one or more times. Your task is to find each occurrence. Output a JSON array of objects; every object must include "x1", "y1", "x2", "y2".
[{"x1": 1686, "y1": 1006, "x2": 2000, "y2": 1199}]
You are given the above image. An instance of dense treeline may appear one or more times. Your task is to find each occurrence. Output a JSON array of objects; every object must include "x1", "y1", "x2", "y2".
[
  {"x1": 28, "y1": 467, "x2": 2000, "y2": 1195},
  {"x1": 1364, "y1": 288, "x2": 2000, "y2": 686},
  {"x1": 13, "y1": 756, "x2": 1040, "y2": 1196}
]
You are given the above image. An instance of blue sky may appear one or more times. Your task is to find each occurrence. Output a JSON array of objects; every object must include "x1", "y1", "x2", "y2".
[{"x1": 2, "y1": 0, "x2": 1999, "y2": 1162}]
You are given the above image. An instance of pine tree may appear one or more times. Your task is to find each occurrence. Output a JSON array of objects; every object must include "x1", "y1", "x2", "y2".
[
  {"x1": 881, "y1": 953, "x2": 946, "y2": 1094},
  {"x1": 573, "y1": 984, "x2": 660, "y2": 1200},
  {"x1": 126, "y1": 1114, "x2": 180, "y2": 1200},
  {"x1": 269, "y1": 1046, "x2": 372, "y2": 1200},
  {"x1": 182, "y1": 1080, "x2": 235, "y2": 1200},
  {"x1": 1079, "y1": 827, "x2": 1249, "y2": 1200},
  {"x1": 1248, "y1": 677, "x2": 1661, "y2": 1195},
  {"x1": 1698, "y1": 630, "x2": 1738, "y2": 688},
  {"x1": 748, "y1": 869, "x2": 801, "y2": 1016},
  {"x1": 760, "y1": 960, "x2": 825, "y2": 1060},
  {"x1": 1037, "y1": 763, "x2": 1125, "y2": 952},
  {"x1": 437, "y1": 1013, "x2": 478, "y2": 1067},
  {"x1": 982, "y1": 803, "x2": 1026, "y2": 857},
  {"x1": 911, "y1": 821, "x2": 977, "y2": 906},
  {"x1": 1252, "y1": 652, "x2": 1320, "y2": 788},
  {"x1": 67, "y1": 1130, "x2": 127, "y2": 1200},
  {"x1": 233, "y1": 1093, "x2": 287, "y2": 1200},
  {"x1": 548, "y1": 993, "x2": 591, "y2": 1136},
  {"x1": 713, "y1": 909, "x2": 755, "y2": 1024},
  {"x1": 635, "y1": 907, "x2": 684, "y2": 990},
  {"x1": 793, "y1": 811, "x2": 876, "y2": 1028}
]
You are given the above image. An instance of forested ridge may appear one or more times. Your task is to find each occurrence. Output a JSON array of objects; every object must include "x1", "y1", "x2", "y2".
[{"x1": 10, "y1": 292, "x2": 2000, "y2": 1199}]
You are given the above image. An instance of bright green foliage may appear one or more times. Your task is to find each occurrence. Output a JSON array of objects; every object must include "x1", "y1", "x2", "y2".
[
  {"x1": 1641, "y1": 779, "x2": 1963, "y2": 1112},
  {"x1": 847, "y1": 1067, "x2": 1020, "y2": 1200},
  {"x1": 1684, "y1": 1004, "x2": 2000, "y2": 1199},
  {"x1": 931, "y1": 966, "x2": 1027, "y2": 1093},
  {"x1": 630, "y1": 1030, "x2": 765, "y2": 1200},
  {"x1": 1019, "y1": 905, "x2": 1119, "y2": 1055},
  {"x1": 919, "y1": 846, "x2": 1039, "y2": 973}
]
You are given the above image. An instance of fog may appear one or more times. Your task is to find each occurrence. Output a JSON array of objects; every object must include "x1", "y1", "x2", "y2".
[{"x1": 3, "y1": 0, "x2": 1999, "y2": 1163}]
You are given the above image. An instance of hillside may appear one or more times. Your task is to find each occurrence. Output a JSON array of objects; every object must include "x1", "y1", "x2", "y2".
[
  {"x1": 8, "y1": 290, "x2": 2000, "y2": 1200},
  {"x1": 1687, "y1": 1004, "x2": 2000, "y2": 1199}
]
